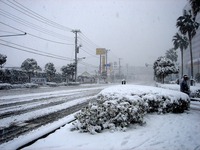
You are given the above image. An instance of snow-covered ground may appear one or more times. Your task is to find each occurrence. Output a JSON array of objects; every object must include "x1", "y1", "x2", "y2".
[
  {"x1": 156, "y1": 83, "x2": 200, "y2": 96},
  {"x1": 22, "y1": 105, "x2": 200, "y2": 150},
  {"x1": 1, "y1": 84, "x2": 200, "y2": 150}
]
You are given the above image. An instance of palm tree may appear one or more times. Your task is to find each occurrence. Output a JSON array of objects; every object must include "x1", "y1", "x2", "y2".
[
  {"x1": 190, "y1": 0, "x2": 200, "y2": 19},
  {"x1": 176, "y1": 10, "x2": 199, "y2": 85},
  {"x1": 172, "y1": 33, "x2": 188, "y2": 77}
]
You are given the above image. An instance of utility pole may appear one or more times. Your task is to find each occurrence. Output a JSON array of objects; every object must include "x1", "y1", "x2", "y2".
[
  {"x1": 99, "y1": 55, "x2": 102, "y2": 75},
  {"x1": 72, "y1": 29, "x2": 81, "y2": 82},
  {"x1": 126, "y1": 63, "x2": 128, "y2": 80},
  {"x1": 119, "y1": 58, "x2": 122, "y2": 79},
  {"x1": 105, "y1": 49, "x2": 110, "y2": 77}
]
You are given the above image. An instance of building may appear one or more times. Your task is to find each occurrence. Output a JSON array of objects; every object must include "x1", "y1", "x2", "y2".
[{"x1": 183, "y1": 3, "x2": 200, "y2": 79}]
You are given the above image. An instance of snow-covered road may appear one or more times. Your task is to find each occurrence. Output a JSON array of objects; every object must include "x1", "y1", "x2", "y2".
[{"x1": 0, "y1": 84, "x2": 110, "y2": 144}]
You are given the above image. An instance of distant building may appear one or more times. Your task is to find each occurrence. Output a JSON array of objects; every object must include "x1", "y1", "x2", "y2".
[
  {"x1": 78, "y1": 71, "x2": 95, "y2": 83},
  {"x1": 183, "y1": 3, "x2": 200, "y2": 78}
]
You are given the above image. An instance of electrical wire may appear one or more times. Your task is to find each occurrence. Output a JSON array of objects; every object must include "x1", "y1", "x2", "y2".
[
  {"x1": 10, "y1": 0, "x2": 73, "y2": 32},
  {"x1": 0, "y1": 22, "x2": 74, "y2": 45},
  {"x1": 78, "y1": 61, "x2": 98, "y2": 68},
  {"x1": 0, "y1": 39, "x2": 73, "y2": 61},
  {"x1": 0, "y1": 30, "x2": 18, "y2": 34},
  {"x1": 80, "y1": 47, "x2": 99, "y2": 58},
  {"x1": 0, "y1": 41, "x2": 99, "y2": 68},
  {"x1": 0, "y1": 0, "x2": 115, "y2": 68},
  {"x1": 0, "y1": 42, "x2": 72, "y2": 61},
  {"x1": 80, "y1": 32, "x2": 101, "y2": 48},
  {"x1": 0, "y1": 9, "x2": 73, "y2": 41}
]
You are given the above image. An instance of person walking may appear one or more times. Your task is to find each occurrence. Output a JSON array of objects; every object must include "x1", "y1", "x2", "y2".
[{"x1": 180, "y1": 75, "x2": 190, "y2": 96}]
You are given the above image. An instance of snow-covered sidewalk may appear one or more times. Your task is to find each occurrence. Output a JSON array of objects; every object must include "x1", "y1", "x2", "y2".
[{"x1": 21, "y1": 106, "x2": 200, "y2": 150}]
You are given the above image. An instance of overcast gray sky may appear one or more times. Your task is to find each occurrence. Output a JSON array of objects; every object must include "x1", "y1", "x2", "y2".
[{"x1": 0, "y1": 0, "x2": 187, "y2": 73}]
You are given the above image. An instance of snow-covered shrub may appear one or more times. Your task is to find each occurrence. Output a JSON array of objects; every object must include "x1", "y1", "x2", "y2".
[
  {"x1": 68, "y1": 82, "x2": 80, "y2": 86},
  {"x1": 0, "y1": 83, "x2": 12, "y2": 90},
  {"x1": 58, "y1": 82, "x2": 69, "y2": 86},
  {"x1": 12, "y1": 84, "x2": 24, "y2": 89},
  {"x1": 72, "y1": 85, "x2": 190, "y2": 134},
  {"x1": 72, "y1": 94, "x2": 147, "y2": 134},
  {"x1": 191, "y1": 89, "x2": 200, "y2": 98},
  {"x1": 23, "y1": 83, "x2": 38, "y2": 88},
  {"x1": 46, "y1": 82, "x2": 58, "y2": 87},
  {"x1": 142, "y1": 94, "x2": 190, "y2": 113}
]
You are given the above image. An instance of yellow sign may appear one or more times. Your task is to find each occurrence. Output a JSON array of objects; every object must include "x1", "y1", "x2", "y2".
[{"x1": 96, "y1": 48, "x2": 106, "y2": 55}]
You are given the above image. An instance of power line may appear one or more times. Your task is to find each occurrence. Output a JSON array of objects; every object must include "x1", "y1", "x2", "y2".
[
  {"x1": 0, "y1": 42, "x2": 72, "y2": 61},
  {"x1": 10, "y1": 0, "x2": 73, "y2": 32},
  {"x1": 80, "y1": 32, "x2": 101, "y2": 48},
  {"x1": 0, "y1": 39, "x2": 73, "y2": 61},
  {"x1": 0, "y1": 9, "x2": 73, "y2": 41},
  {"x1": 79, "y1": 36, "x2": 97, "y2": 49},
  {"x1": 0, "y1": 30, "x2": 19, "y2": 34},
  {"x1": 0, "y1": 21, "x2": 26, "y2": 33},
  {"x1": 81, "y1": 47, "x2": 99, "y2": 58},
  {"x1": 0, "y1": 22, "x2": 74, "y2": 45},
  {"x1": 78, "y1": 61, "x2": 98, "y2": 68},
  {"x1": 28, "y1": 33, "x2": 74, "y2": 45},
  {"x1": 0, "y1": 40, "x2": 98, "y2": 68}
]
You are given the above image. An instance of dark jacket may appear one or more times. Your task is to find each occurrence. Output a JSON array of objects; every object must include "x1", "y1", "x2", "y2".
[{"x1": 180, "y1": 79, "x2": 190, "y2": 95}]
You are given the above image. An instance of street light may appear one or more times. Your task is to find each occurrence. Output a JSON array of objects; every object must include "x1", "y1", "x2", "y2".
[{"x1": 77, "y1": 57, "x2": 86, "y2": 61}]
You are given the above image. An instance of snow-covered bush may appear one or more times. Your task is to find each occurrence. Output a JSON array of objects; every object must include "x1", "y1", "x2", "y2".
[
  {"x1": 0, "y1": 83, "x2": 12, "y2": 90},
  {"x1": 0, "y1": 83, "x2": 39, "y2": 90},
  {"x1": 23, "y1": 83, "x2": 38, "y2": 88},
  {"x1": 12, "y1": 84, "x2": 24, "y2": 89},
  {"x1": 72, "y1": 95, "x2": 147, "y2": 134},
  {"x1": 46, "y1": 82, "x2": 58, "y2": 87},
  {"x1": 68, "y1": 82, "x2": 80, "y2": 86},
  {"x1": 58, "y1": 82, "x2": 69, "y2": 86},
  {"x1": 192, "y1": 89, "x2": 200, "y2": 98},
  {"x1": 143, "y1": 94, "x2": 189, "y2": 113},
  {"x1": 72, "y1": 85, "x2": 190, "y2": 134}
]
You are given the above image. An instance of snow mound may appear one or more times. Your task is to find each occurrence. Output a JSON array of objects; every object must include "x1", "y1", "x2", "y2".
[{"x1": 72, "y1": 85, "x2": 190, "y2": 134}]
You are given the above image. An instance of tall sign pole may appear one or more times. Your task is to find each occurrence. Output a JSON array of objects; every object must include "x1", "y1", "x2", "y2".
[
  {"x1": 96, "y1": 48, "x2": 106, "y2": 74},
  {"x1": 105, "y1": 49, "x2": 110, "y2": 77},
  {"x1": 72, "y1": 29, "x2": 81, "y2": 82}
]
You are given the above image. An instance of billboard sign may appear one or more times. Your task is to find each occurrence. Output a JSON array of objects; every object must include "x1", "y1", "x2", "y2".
[{"x1": 96, "y1": 48, "x2": 106, "y2": 55}]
